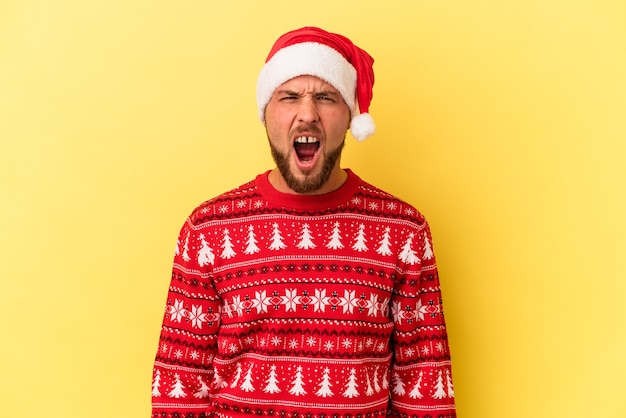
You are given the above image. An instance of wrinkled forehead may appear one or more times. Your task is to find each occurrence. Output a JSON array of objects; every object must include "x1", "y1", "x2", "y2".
[{"x1": 274, "y1": 75, "x2": 342, "y2": 94}]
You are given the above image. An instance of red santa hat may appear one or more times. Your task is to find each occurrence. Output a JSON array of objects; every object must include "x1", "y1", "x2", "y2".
[{"x1": 256, "y1": 27, "x2": 375, "y2": 141}]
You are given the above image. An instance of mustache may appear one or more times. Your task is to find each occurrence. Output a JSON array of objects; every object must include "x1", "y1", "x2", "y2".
[{"x1": 292, "y1": 124, "x2": 323, "y2": 137}]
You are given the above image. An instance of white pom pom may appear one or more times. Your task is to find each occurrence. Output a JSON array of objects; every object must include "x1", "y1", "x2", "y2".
[{"x1": 350, "y1": 113, "x2": 376, "y2": 141}]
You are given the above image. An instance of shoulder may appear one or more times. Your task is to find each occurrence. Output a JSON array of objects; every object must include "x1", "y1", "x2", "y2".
[
  {"x1": 187, "y1": 175, "x2": 265, "y2": 225},
  {"x1": 352, "y1": 175, "x2": 427, "y2": 225}
]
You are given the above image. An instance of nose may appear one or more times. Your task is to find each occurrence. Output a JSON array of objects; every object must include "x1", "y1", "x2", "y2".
[{"x1": 297, "y1": 97, "x2": 320, "y2": 124}]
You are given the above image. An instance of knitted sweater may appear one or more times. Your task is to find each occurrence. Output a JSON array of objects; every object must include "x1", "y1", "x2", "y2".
[{"x1": 152, "y1": 169, "x2": 456, "y2": 418}]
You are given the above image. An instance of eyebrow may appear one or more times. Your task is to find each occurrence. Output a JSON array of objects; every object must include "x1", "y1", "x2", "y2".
[{"x1": 275, "y1": 89, "x2": 341, "y2": 97}]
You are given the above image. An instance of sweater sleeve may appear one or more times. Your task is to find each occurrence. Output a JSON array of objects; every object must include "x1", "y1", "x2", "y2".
[
  {"x1": 151, "y1": 218, "x2": 221, "y2": 418},
  {"x1": 388, "y1": 220, "x2": 456, "y2": 417}
]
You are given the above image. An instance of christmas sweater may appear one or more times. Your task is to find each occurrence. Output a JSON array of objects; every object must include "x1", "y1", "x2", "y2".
[{"x1": 152, "y1": 169, "x2": 456, "y2": 418}]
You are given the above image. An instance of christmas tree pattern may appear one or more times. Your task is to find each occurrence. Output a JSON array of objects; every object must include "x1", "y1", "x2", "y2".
[
  {"x1": 315, "y1": 367, "x2": 334, "y2": 397},
  {"x1": 263, "y1": 364, "x2": 281, "y2": 394},
  {"x1": 168, "y1": 373, "x2": 187, "y2": 398},
  {"x1": 365, "y1": 368, "x2": 374, "y2": 396},
  {"x1": 182, "y1": 232, "x2": 191, "y2": 262},
  {"x1": 177, "y1": 220, "x2": 434, "y2": 263},
  {"x1": 194, "y1": 376, "x2": 210, "y2": 398},
  {"x1": 446, "y1": 369, "x2": 455, "y2": 398},
  {"x1": 376, "y1": 226, "x2": 393, "y2": 256},
  {"x1": 423, "y1": 232, "x2": 434, "y2": 260},
  {"x1": 408, "y1": 371, "x2": 424, "y2": 399},
  {"x1": 372, "y1": 366, "x2": 381, "y2": 393},
  {"x1": 432, "y1": 370, "x2": 447, "y2": 399},
  {"x1": 240, "y1": 365, "x2": 255, "y2": 392},
  {"x1": 381, "y1": 370, "x2": 389, "y2": 390},
  {"x1": 326, "y1": 222, "x2": 344, "y2": 249},
  {"x1": 152, "y1": 369, "x2": 162, "y2": 397},
  {"x1": 351, "y1": 223, "x2": 368, "y2": 252},
  {"x1": 296, "y1": 223, "x2": 316, "y2": 249},
  {"x1": 230, "y1": 363, "x2": 242, "y2": 388},
  {"x1": 342, "y1": 368, "x2": 359, "y2": 398},
  {"x1": 175, "y1": 218, "x2": 436, "y2": 265},
  {"x1": 244, "y1": 225, "x2": 260, "y2": 255},
  {"x1": 268, "y1": 223, "x2": 287, "y2": 250},
  {"x1": 220, "y1": 228, "x2": 237, "y2": 259},
  {"x1": 398, "y1": 233, "x2": 419, "y2": 265},
  {"x1": 197, "y1": 233, "x2": 215, "y2": 267},
  {"x1": 289, "y1": 366, "x2": 307, "y2": 396},
  {"x1": 391, "y1": 371, "x2": 405, "y2": 396},
  {"x1": 213, "y1": 368, "x2": 228, "y2": 389}
]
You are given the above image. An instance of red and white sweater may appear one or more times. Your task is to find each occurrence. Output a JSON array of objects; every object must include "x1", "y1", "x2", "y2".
[{"x1": 152, "y1": 169, "x2": 456, "y2": 418}]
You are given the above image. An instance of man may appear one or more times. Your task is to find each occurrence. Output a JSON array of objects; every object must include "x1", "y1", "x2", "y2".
[{"x1": 151, "y1": 27, "x2": 456, "y2": 418}]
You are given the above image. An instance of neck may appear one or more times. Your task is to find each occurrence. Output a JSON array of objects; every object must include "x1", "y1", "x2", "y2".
[{"x1": 268, "y1": 167, "x2": 348, "y2": 195}]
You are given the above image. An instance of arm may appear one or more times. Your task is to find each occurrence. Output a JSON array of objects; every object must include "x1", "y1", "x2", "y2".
[
  {"x1": 389, "y1": 220, "x2": 456, "y2": 417},
  {"x1": 151, "y1": 218, "x2": 221, "y2": 417}
]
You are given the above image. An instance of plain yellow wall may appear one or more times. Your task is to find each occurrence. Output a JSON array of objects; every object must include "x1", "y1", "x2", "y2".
[{"x1": 2, "y1": 1, "x2": 625, "y2": 417}]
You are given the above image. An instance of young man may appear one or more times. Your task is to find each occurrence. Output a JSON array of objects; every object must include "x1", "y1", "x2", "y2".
[{"x1": 151, "y1": 27, "x2": 456, "y2": 418}]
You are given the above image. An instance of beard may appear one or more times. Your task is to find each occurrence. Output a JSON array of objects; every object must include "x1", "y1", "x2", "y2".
[{"x1": 269, "y1": 139, "x2": 345, "y2": 194}]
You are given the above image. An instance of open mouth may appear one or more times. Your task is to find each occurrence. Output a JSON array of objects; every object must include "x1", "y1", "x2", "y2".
[{"x1": 294, "y1": 136, "x2": 320, "y2": 163}]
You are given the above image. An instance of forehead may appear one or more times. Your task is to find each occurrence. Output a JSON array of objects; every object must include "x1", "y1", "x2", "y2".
[{"x1": 276, "y1": 75, "x2": 340, "y2": 93}]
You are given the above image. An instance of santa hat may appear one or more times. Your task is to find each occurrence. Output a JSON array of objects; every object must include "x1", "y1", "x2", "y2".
[{"x1": 256, "y1": 27, "x2": 375, "y2": 141}]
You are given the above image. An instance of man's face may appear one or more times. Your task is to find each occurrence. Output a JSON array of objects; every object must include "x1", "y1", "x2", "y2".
[{"x1": 264, "y1": 75, "x2": 351, "y2": 195}]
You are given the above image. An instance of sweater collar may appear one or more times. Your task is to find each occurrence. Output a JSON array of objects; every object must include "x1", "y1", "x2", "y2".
[{"x1": 255, "y1": 168, "x2": 360, "y2": 211}]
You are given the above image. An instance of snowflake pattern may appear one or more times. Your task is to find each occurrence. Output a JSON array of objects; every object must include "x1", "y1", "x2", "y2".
[
  {"x1": 168, "y1": 300, "x2": 186, "y2": 323},
  {"x1": 386, "y1": 202, "x2": 398, "y2": 211},
  {"x1": 281, "y1": 289, "x2": 301, "y2": 312},
  {"x1": 224, "y1": 287, "x2": 391, "y2": 318},
  {"x1": 368, "y1": 201, "x2": 379, "y2": 211},
  {"x1": 188, "y1": 305, "x2": 207, "y2": 329}
]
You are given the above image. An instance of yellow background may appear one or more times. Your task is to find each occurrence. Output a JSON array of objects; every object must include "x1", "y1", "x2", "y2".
[{"x1": 2, "y1": 1, "x2": 625, "y2": 417}]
